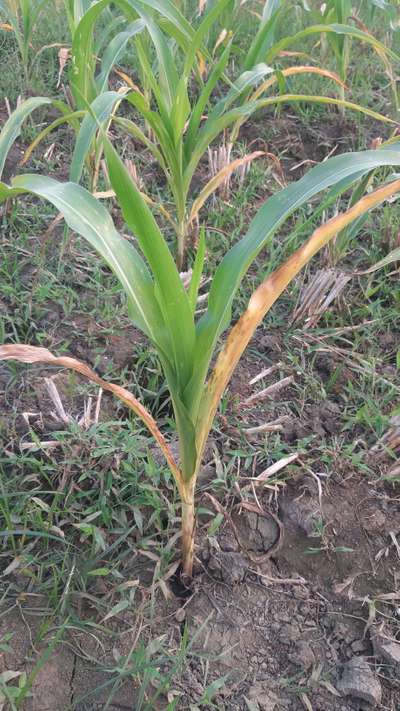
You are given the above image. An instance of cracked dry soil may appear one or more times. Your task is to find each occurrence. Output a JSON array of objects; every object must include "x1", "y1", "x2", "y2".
[{"x1": 1, "y1": 468, "x2": 400, "y2": 710}]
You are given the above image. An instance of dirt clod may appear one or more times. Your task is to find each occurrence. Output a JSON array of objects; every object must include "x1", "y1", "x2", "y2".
[
  {"x1": 337, "y1": 656, "x2": 382, "y2": 706},
  {"x1": 288, "y1": 639, "x2": 316, "y2": 669},
  {"x1": 246, "y1": 683, "x2": 281, "y2": 710},
  {"x1": 279, "y1": 494, "x2": 320, "y2": 537},
  {"x1": 351, "y1": 639, "x2": 369, "y2": 654},
  {"x1": 240, "y1": 510, "x2": 280, "y2": 551},
  {"x1": 27, "y1": 647, "x2": 75, "y2": 711},
  {"x1": 372, "y1": 630, "x2": 400, "y2": 668},
  {"x1": 207, "y1": 548, "x2": 249, "y2": 583}
]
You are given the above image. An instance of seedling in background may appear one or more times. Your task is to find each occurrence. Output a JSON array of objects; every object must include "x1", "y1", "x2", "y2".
[
  {"x1": 19, "y1": 0, "x2": 399, "y2": 268},
  {"x1": 2, "y1": 96, "x2": 400, "y2": 577},
  {"x1": 300, "y1": 0, "x2": 399, "y2": 113},
  {"x1": 18, "y1": 0, "x2": 193, "y2": 188},
  {"x1": 0, "y1": 0, "x2": 52, "y2": 78}
]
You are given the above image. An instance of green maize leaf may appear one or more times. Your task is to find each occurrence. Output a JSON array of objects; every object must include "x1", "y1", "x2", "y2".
[
  {"x1": 103, "y1": 140, "x2": 196, "y2": 390},
  {"x1": 0, "y1": 96, "x2": 51, "y2": 180},
  {"x1": 184, "y1": 41, "x2": 232, "y2": 157},
  {"x1": 172, "y1": 394, "x2": 197, "y2": 481},
  {"x1": 334, "y1": 0, "x2": 352, "y2": 23},
  {"x1": 71, "y1": 0, "x2": 111, "y2": 108},
  {"x1": 134, "y1": 34, "x2": 173, "y2": 125},
  {"x1": 125, "y1": 93, "x2": 181, "y2": 183},
  {"x1": 207, "y1": 63, "x2": 274, "y2": 122},
  {"x1": 72, "y1": 0, "x2": 92, "y2": 24},
  {"x1": 157, "y1": 19, "x2": 192, "y2": 55},
  {"x1": 184, "y1": 94, "x2": 397, "y2": 191},
  {"x1": 132, "y1": 8, "x2": 179, "y2": 113},
  {"x1": 267, "y1": 23, "x2": 400, "y2": 64},
  {"x1": 123, "y1": 0, "x2": 195, "y2": 57},
  {"x1": 170, "y1": 76, "x2": 191, "y2": 146},
  {"x1": 262, "y1": 0, "x2": 282, "y2": 22},
  {"x1": 151, "y1": 356, "x2": 197, "y2": 480},
  {"x1": 95, "y1": 20, "x2": 145, "y2": 95},
  {"x1": 20, "y1": 0, "x2": 32, "y2": 38},
  {"x1": 70, "y1": 0, "x2": 139, "y2": 108},
  {"x1": 182, "y1": 0, "x2": 231, "y2": 79},
  {"x1": 11, "y1": 174, "x2": 170, "y2": 353},
  {"x1": 362, "y1": 247, "x2": 400, "y2": 273},
  {"x1": 244, "y1": 0, "x2": 282, "y2": 70},
  {"x1": 124, "y1": 0, "x2": 193, "y2": 44},
  {"x1": 94, "y1": 14, "x2": 126, "y2": 56},
  {"x1": 185, "y1": 146, "x2": 400, "y2": 417},
  {"x1": 107, "y1": 91, "x2": 180, "y2": 186},
  {"x1": 70, "y1": 91, "x2": 125, "y2": 182},
  {"x1": 74, "y1": 121, "x2": 197, "y2": 472},
  {"x1": 0, "y1": 182, "x2": 25, "y2": 201}
]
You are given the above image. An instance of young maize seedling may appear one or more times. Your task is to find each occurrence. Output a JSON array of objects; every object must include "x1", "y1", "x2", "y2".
[
  {"x1": 19, "y1": 0, "x2": 399, "y2": 268},
  {"x1": 0, "y1": 0, "x2": 51, "y2": 78},
  {"x1": 67, "y1": 0, "x2": 400, "y2": 268},
  {"x1": 19, "y1": 0, "x2": 195, "y2": 188},
  {"x1": 1, "y1": 107, "x2": 400, "y2": 578},
  {"x1": 295, "y1": 1, "x2": 399, "y2": 114}
]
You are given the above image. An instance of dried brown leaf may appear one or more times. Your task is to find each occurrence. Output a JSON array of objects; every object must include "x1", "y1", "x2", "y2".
[
  {"x1": 190, "y1": 151, "x2": 265, "y2": 221},
  {"x1": 0, "y1": 344, "x2": 183, "y2": 490}
]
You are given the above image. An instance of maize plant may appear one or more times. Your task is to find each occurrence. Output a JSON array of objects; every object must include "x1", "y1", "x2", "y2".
[
  {"x1": 17, "y1": 0, "x2": 399, "y2": 266},
  {"x1": 63, "y1": 0, "x2": 137, "y2": 103},
  {"x1": 300, "y1": 0, "x2": 399, "y2": 113},
  {"x1": 5, "y1": 2, "x2": 152, "y2": 196},
  {"x1": 63, "y1": 0, "x2": 95, "y2": 35},
  {"x1": 20, "y1": 0, "x2": 196, "y2": 191},
  {"x1": 1, "y1": 105, "x2": 400, "y2": 577},
  {"x1": 25, "y1": 0, "x2": 399, "y2": 269},
  {"x1": 0, "y1": 0, "x2": 51, "y2": 77}
]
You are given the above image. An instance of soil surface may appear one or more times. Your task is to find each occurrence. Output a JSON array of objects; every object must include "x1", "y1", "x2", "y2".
[
  {"x1": 1, "y1": 345, "x2": 399, "y2": 710},
  {"x1": 1, "y1": 103, "x2": 400, "y2": 710}
]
